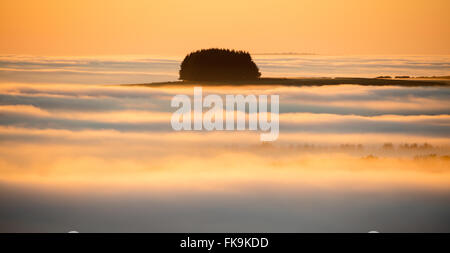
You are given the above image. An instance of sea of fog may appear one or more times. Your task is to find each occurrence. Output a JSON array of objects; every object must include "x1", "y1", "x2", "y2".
[{"x1": 0, "y1": 54, "x2": 449, "y2": 232}]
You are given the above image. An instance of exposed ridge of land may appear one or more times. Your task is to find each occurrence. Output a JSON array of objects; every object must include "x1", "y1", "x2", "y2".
[{"x1": 124, "y1": 77, "x2": 450, "y2": 87}]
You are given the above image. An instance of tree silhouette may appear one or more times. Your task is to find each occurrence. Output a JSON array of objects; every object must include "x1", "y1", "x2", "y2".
[{"x1": 179, "y1": 48, "x2": 261, "y2": 81}]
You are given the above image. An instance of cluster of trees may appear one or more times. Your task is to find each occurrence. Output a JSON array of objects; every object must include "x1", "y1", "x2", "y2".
[
  {"x1": 179, "y1": 48, "x2": 261, "y2": 81},
  {"x1": 398, "y1": 143, "x2": 433, "y2": 149},
  {"x1": 383, "y1": 142, "x2": 433, "y2": 149}
]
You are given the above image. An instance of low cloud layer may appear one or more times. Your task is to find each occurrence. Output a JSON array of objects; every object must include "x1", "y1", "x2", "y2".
[{"x1": 0, "y1": 84, "x2": 449, "y2": 138}]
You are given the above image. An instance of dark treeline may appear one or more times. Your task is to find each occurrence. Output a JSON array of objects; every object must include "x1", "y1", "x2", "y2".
[{"x1": 179, "y1": 48, "x2": 261, "y2": 81}]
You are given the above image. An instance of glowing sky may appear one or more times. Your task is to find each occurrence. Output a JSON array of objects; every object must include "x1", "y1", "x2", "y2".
[{"x1": 1, "y1": 0, "x2": 449, "y2": 55}]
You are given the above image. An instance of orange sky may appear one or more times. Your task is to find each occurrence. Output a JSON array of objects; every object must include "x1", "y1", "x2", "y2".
[{"x1": 1, "y1": 0, "x2": 449, "y2": 56}]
